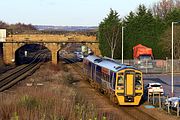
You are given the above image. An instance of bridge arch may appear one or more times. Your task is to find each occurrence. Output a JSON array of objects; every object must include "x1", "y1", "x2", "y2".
[
  {"x1": 15, "y1": 44, "x2": 51, "y2": 65},
  {"x1": 3, "y1": 42, "x2": 61, "y2": 64}
]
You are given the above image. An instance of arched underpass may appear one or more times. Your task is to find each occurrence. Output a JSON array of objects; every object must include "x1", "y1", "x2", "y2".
[{"x1": 15, "y1": 44, "x2": 51, "y2": 65}]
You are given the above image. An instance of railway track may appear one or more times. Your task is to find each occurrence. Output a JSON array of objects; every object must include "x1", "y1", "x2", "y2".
[
  {"x1": 118, "y1": 106, "x2": 157, "y2": 120},
  {"x1": 0, "y1": 52, "x2": 47, "y2": 92},
  {"x1": 62, "y1": 56, "x2": 158, "y2": 120}
]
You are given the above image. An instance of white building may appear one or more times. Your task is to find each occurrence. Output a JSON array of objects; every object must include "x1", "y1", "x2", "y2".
[{"x1": 0, "y1": 29, "x2": 6, "y2": 42}]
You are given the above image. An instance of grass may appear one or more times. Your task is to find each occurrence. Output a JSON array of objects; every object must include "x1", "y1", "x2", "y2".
[{"x1": 0, "y1": 63, "x2": 117, "y2": 120}]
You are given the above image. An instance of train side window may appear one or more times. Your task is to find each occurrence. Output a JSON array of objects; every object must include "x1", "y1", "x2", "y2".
[
  {"x1": 112, "y1": 73, "x2": 116, "y2": 89},
  {"x1": 107, "y1": 74, "x2": 110, "y2": 82}
]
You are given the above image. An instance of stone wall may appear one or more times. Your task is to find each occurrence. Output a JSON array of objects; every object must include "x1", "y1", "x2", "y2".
[{"x1": 6, "y1": 34, "x2": 96, "y2": 42}]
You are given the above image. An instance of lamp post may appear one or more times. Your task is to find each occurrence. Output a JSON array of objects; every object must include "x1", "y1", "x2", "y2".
[
  {"x1": 122, "y1": 26, "x2": 124, "y2": 64},
  {"x1": 171, "y1": 21, "x2": 180, "y2": 97}
]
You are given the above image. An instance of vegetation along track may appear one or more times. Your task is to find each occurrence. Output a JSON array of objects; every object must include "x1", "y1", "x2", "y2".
[
  {"x1": 62, "y1": 57, "x2": 158, "y2": 120},
  {"x1": 0, "y1": 52, "x2": 46, "y2": 92}
]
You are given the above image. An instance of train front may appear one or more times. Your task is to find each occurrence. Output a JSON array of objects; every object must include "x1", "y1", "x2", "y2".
[{"x1": 115, "y1": 69, "x2": 143, "y2": 105}]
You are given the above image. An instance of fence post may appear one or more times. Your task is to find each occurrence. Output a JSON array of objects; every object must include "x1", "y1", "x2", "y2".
[
  {"x1": 166, "y1": 57, "x2": 168, "y2": 73},
  {"x1": 159, "y1": 93, "x2": 161, "y2": 109},
  {"x1": 148, "y1": 91, "x2": 150, "y2": 103},
  {"x1": 177, "y1": 102, "x2": 179, "y2": 117},
  {"x1": 153, "y1": 92, "x2": 155, "y2": 105},
  {"x1": 168, "y1": 102, "x2": 170, "y2": 114},
  {"x1": 167, "y1": 96, "x2": 170, "y2": 114},
  {"x1": 146, "y1": 59, "x2": 148, "y2": 74}
]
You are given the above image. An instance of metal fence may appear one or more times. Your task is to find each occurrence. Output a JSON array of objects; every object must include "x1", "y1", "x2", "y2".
[{"x1": 116, "y1": 59, "x2": 180, "y2": 74}]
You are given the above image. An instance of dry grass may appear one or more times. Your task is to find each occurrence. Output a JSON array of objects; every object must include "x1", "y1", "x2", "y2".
[{"x1": 0, "y1": 63, "x2": 112, "y2": 120}]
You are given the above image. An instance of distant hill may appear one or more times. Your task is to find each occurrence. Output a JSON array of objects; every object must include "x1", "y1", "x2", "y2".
[{"x1": 34, "y1": 25, "x2": 98, "y2": 31}]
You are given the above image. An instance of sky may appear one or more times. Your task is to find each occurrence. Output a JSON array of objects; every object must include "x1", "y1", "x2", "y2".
[{"x1": 0, "y1": 0, "x2": 160, "y2": 26}]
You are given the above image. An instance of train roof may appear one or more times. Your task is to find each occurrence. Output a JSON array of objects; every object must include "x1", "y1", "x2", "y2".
[{"x1": 84, "y1": 55, "x2": 138, "y2": 72}]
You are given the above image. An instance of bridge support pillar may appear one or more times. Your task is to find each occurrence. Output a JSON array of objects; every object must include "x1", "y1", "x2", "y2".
[
  {"x1": 46, "y1": 43, "x2": 61, "y2": 65},
  {"x1": 3, "y1": 43, "x2": 22, "y2": 64},
  {"x1": 86, "y1": 43, "x2": 101, "y2": 56},
  {"x1": 3, "y1": 43, "x2": 15, "y2": 64},
  {"x1": 51, "y1": 51, "x2": 58, "y2": 64}
]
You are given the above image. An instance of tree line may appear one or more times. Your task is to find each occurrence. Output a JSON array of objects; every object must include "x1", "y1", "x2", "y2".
[
  {"x1": 0, "y1": 21, "x2": 36, "y2": 34},
  {"x1": 0, "y1": 21, "x2": 97, "y2": 36},
  {"x1": 98, "y1": 0, "x2": 180, "y2": 59}
]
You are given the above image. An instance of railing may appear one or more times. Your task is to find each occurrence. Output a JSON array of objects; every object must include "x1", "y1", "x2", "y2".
[
  {"x1": 147, "y1": 91, "x2": 180, "y2": 117},
  {"x1": 116, "y1": 59, "x2": 180, "y2": 74}
]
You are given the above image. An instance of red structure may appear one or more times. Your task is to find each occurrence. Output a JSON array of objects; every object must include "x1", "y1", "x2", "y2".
[{"x1": 133, "y1": 44, "x2": 153, "y2": 59}]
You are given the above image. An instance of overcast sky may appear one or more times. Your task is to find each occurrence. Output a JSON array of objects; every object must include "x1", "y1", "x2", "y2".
[{"x1": 0, "y1": 0, "x2": 160, "y2": 26}]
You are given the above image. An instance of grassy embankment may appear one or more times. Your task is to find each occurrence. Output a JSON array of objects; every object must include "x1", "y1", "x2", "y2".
[{"x1": 0, "y1": 63, "x2": 114, "y2": 120}]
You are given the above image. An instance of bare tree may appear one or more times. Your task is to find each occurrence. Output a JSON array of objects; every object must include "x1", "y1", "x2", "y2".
[
  {"x1": 152, "y1": 0, "x2": 180, "y2": 18},
  {"x1": 160, "y1": 25, "x2": 180, "y2": 59},
  {"x1": 102, "y1": 25, "x2": 121, "y2": 58},
  {"x1": 152, "y1": 0, "x2": 174, "y2": 18},
  {"x1": 99, "y1": 9, "x2": 122, "y2": 59}
]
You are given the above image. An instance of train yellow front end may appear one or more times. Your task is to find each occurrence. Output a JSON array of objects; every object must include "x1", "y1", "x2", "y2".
[{"x1": 115, "y1": 69, "x2": 143, "y2": 105}]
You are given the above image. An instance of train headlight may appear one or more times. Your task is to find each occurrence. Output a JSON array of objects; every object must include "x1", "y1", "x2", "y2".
[
  {"x1": 135, "y1": 86, "x2": 142, "y2": 90},
  {"x1": 117, "y1": 86, "x2": 124, "y2": 90}
]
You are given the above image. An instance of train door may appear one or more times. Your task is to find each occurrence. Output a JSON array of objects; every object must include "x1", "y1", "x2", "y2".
[
  {"x1": 111, "y1": 72, "x2": 116, "y2": 90},
  {"x1": 89, "y1": 62, "x2": 92, "y2": 77},
  {"x1": 125, "y1": 71, "x2": 135, "y2": 96},
  {"x1": 91, "y1": 63, "x2": 96, "y2": 80}
]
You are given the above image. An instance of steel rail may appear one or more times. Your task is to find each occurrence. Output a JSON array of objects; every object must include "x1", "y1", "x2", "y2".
[{"x1": 0, "y1": 52, "x2": 46, "y2": 92}]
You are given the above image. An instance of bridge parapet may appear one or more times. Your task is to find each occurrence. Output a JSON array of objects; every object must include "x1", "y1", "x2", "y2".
[{"x1": 6, "y1": 34, "x2": 96, "y2": 42}]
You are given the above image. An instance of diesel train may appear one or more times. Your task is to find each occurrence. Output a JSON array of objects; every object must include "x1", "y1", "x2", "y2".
[{"x1": 83, "y1": 55, "x2": 143, "y2": 105}]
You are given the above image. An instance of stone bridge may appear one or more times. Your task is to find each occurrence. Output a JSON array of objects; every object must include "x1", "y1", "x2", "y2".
[{"x1": 2, "y1": 34, "x2": 101, "y2": 64}]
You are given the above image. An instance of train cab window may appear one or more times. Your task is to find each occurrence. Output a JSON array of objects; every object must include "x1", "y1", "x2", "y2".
[
  {"x1": 117, "y1": 76, "x2": 124, "y2": 85},
  {"x1": 135, "y1": 73, "x2": 142, "y2": 90},
  {"x1": 117, "y1": 75, "x2": 124, "y2": 90}
]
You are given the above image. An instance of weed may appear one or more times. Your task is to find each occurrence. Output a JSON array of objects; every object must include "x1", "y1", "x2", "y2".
[
  {"x1": 18, "y1": 95, "x2": 40, "y2": 110},
  {"x1": 10, "y1": 112, "x2": 19, "y2": 120}
]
